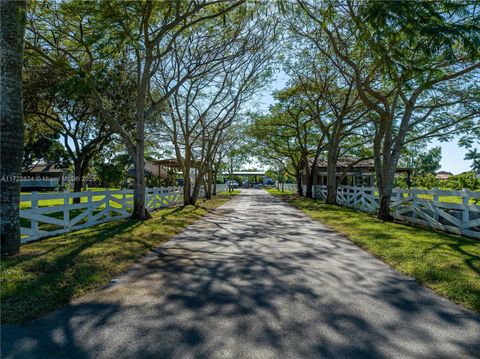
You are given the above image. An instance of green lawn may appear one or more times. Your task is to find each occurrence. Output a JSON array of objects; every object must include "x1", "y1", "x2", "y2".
[
  {"x1": 267, "y1": 189, "x2": 480, "y2": 312},
  {"x1": 1, "y1": 191, "x2": 238, "y2": 324}
]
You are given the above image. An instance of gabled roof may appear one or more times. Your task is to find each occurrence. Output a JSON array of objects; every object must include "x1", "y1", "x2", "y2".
[
  {"x1": 306, "y1": 158, "x2": 375, "y2": 168},
  {"x1": 23, "y1": 163, "x2": 65, "y2": 174},
  {"x1": 302, "y1": 158, "x2": 412, "y2": 172}
]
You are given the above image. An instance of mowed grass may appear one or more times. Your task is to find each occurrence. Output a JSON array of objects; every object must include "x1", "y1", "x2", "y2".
[
  {"x1": 267, "y1": 189, "x2": 480, "y2": 312},
  {"x1": 1, "y1": 191, "x2": 239, "y2": 324}
]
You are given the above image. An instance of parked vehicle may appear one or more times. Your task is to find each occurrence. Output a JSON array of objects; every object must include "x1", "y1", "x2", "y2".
[{"x1": 226, "y1": 180, "x2": 239, "y2": 188}]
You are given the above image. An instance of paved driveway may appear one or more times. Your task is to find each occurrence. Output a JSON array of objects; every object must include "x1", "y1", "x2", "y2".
[{"x1": 2, "y1": 189, "x2": 480, "y2": 358}]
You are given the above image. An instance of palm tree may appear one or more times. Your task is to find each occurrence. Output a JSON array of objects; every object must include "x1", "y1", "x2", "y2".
[
  {"x1": 464, "y1": 148, "x2": 480, "y2": 175},
  {"x1": 1, "y1": 0, "x2": 27, "y2": 257}
]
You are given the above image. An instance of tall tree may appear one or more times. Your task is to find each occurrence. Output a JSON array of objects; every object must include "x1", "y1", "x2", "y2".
[
  {"x1": 299, "y1": 0, "x2": 480, "y2": 219},
  {"x1": 159, "y1": 7, "x2": 278, "y2": 204},
  {"x1": 23, "y1": 62, "x2": 114, "y2": 198},
  {"x1": 26, "y1": 1, "x2": 246, "y2": 219},
  {"x1": 1, "y1": 0, "x2": 27, "y2": 257}
]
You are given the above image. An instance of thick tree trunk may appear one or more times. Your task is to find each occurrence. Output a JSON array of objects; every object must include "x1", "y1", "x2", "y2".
[
  {"x1": 130, "y1": 51, "x2": 152, "y2": 220},
  {"x1": 326, "y1": 146, "x2": 338, "y2": 204},
  {"x1": 212, "y1": 169, "x2": 217, "y2": 196},
  {"x1": 1, "y1": 0, "x2": 27, "y2": 257},
  {"x1": 183, "y1": 172, "x2": 191, "y2": 206},
  {"x1": 205, "y1": 169, "x2": 212, "y2": 199},
  {"x1": 131, "y1": 154, "x2": 151, "y2": 219},
  {"x1": 72, "y1": 158, "x2": 89, "y2": 203},
  {"x1": 305, "y1": 165, "x2": 314, "y2": 199},
  {"x1": 378, "y1": 192, "x2": 393, "y2": 221},
  {"x1": 190, "y1": 178, "x2": 202, "y2": 205},
  {"x1": 296, "y1": 169, "x2": 303, "y2": 196},
  {"x1": 373, "y1": 132, "x2": 398, "y2": 221}
]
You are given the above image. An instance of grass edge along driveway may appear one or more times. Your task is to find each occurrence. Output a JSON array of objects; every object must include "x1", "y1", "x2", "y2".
[
  {"x1": 1, "y1": 191, "x2": 239, "y2": 324},
  {"x1": 266, "y1": 189, "x2": 480, "y2": 313}
]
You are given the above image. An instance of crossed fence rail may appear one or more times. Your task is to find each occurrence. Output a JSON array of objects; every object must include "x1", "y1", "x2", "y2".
[
  {"x1": 278, "y1": 184, "x2": 480, "y2": 239},
  {"x1": 20, "y1": 184, "x2": 229, "y2": 243}
]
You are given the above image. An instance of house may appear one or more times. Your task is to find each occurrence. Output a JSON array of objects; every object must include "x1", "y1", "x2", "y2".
[
  {"x1": 299, "y1": 158, "x2": 412, "y2": 187},
  {"x1": 436, "y1": 171, "x2": 453, "y2": 180},
  {"x1": 21, "y1": 162, "x2": 67, "y2": 190}
]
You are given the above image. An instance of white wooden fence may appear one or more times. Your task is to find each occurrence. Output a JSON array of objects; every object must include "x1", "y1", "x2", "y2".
[
  {"x1": 310, "y1": 185, "x2": 479, "y2": 239},
  {"x1": 20, "y1": 184, "x2": 229, "y2": 243},
  {"x1": 282, "y1": 183, "x2": 297, "y2": 192}
]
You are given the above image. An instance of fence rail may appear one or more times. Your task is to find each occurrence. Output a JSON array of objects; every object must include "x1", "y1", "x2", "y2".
[
  {"x1": 280, "y1": 184, "x2": 480, "y2": 239},
  {"x1": 20, "y1": 184, "x2": 229, "y2": 243},
  {"x1": 283, "y1": 183, "x2": 297, "y2": 192}
]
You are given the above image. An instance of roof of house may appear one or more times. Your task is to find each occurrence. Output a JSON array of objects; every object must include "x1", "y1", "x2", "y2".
[
  {"x1": 149, "y1": 158, "x2": 183, "y2": 168},
  {"x1": 23, "y1": 163, "x2": 65, "y2": 174},
  {"x1": 303, "y1": 158, "x2": 411, "y2": 172},
  {"x1": 305, "y1": 158, "x2": 375, "y2": 168},
  {"x1": 148, "y1": 158, "x2": 201, "y2": 168},
  {"x1": 222, "y1": 171, "x2": 265, "y2": 176},
  {"x1": 436, "y1": 171, "x2": 453, "y2": 175}
]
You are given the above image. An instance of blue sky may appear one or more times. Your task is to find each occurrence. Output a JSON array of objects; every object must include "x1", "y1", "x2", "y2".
[{"x1": 251, "y1": 74, "x2": 472, "y2": 174}]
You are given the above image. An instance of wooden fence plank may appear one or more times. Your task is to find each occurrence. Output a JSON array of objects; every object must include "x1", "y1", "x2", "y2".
[{"x1": 308, "y1": 185, "x2": 479, "y2": 239}]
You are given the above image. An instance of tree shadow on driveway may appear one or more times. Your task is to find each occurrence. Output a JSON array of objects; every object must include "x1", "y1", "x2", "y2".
[{"x1": 2, "y1": 190, "x2": 480, "y2": 359}]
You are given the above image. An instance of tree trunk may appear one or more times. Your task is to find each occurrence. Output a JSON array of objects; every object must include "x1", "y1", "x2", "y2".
[
  {"x1": 190, "y1": 178, "x2": 202, "y2": 205},
  {"x1": 183, "y1": 171, "x2": 191, "y2": 206},
  {"x1": 326, "y1": 145, "x2": 338, "y2": 204},
  {"x1": 205, "y1": 169, "x2": 212, "y2": 199},
  {"x1": 212, "y1": 169, "x2": 217, "y2": 196},
  {"x1": 1, "y1": 0, "x2": 27, "y2": 257},
  {"x1": 378, "y1": 192, "x2": 393, "y2": 221},
  {"x1": 305, "y1": 165, "x2": 314, "y2": 199},
  {"x1": 296, "y1": 169, "x2": 303, "y2": 196},
  {"x1": 374, "y1": 145, "x2": 397, "y2": 221},
  {"x1": 130, "y1": 50, "x2": 152, "y2": 220},
  {"x1": 72, "y1": 158, "x2": 89, "y2": 203},
  {"x1": 131, "y1": 154, "x2": 151, "y2": 219}
]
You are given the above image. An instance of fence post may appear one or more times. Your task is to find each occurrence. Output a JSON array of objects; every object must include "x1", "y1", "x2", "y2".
[
  {"x1": 87, "y1": 191, "x2": 93, "y2": 222},
  {"x1": 412, "y1": 188, "x2": 417, "y2": 219},
  {"x1": 462, "y1": 188, "x2": 469, "y2": 227},
  {"x1": 370, "y1": 186, "x2": 377, "y2": 211},
  {"x1": 105, "y1": 188, "x2": 111, "y2": 221},
  {"x1": 433, "y1": 187, "x2": 439, "y2": 222},
  {"x1": 395, "y1": 190, "x2": 400, "y2": 203},
  {"x1": 63, "y1": 190, "x2": 69, "y2": 227},
  {"x1": 31, "y1": 191, "x2": 39, "y2": 234},
  {"x1": 122, "y1": 191, "x2": 127, "y2": 215}
]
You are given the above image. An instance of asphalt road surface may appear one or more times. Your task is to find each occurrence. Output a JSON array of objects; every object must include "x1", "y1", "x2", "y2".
[{"x1": 2, "y1": 189, "x2": 480, "y2": 358}]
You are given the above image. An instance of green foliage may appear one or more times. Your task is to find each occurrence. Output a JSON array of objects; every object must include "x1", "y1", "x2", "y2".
[
  {"x1": 414, "y1": 147, "x2": 442, "y2": 176},
  {"x1": 442, "y1": 172, "x2": 480, "y2": 191},
  {"x1": 361, "y1": 1, "x2": 480, "y2": 64},
  {"x1": 395, "y1": 172, "x2": 479, "y2": 191},
  {"x1": 94, "y1": 162, "x2": 125, "y2": 188},
  {"x1": 464, "y1": 148, "x2": 480, "y2": 174},
  {"x1": 413, "y1": 173, "x2": 440, "y2": 189},
  {"x1": 146, "y1": 169, "x2": 178, "y2": 188},
  {"x1": 23, "y1": 134, "x2": 69, "y2": 169},
  {"x1": 393, "y1": 176, "x2": 408, "y2": 189}
]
